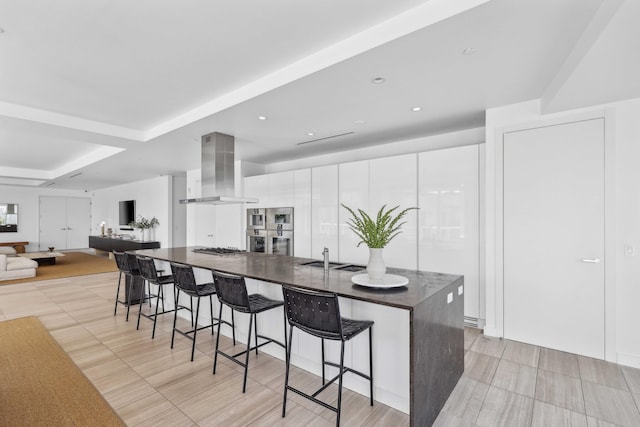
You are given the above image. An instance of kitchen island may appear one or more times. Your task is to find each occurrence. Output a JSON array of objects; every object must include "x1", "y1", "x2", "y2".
[{"x1": 133, "y1": 247, "x2": 464, "y2": 427}]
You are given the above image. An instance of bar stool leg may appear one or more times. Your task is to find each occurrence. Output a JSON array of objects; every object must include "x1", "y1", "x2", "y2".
[
  {"x1": 136, "y1": 278, "x2": 146, "y2": 330},
  {"x1": 336, "y1": 342, "x2": 346, "y2": 427},
  {"x1": 282, "y1": 325, "x2": 295, "y2": 418},
  {"x1": 369, "y1": 327, "x2": 374, "y2": 405},
  {"x1": 210, "y1": 295, "x2": 215, "y2": 335},
  {"x1": 151, "y1": 284, "x2": 163, "y2": 339},
  {"x1": 191, "y1": 298, "x2": 201, "y2": 361},
  {"x1": 254, "y1": 313, "x2": 259, "y2": 356},
  {"x1": 231, "y1": 310, "x2": 236, "y2": 345},
  {"x1": 242, "y1": 313, "x2": 254, "y2": 393},
  {"x1": 114, "y1": 272, "x2": 122, "y2": 316},
  {"x1": 321, "y1": 338, "x2": 326, "y2": 385},
  {"x1": 213, "y1": 302, "x2": 224, "y2": 374},
  {"x1": 171, "y1": 288, "x2": 180, "y2": 349},
  {"x1": 126, "y1": 275, "x2": 133, "y2": 321}
]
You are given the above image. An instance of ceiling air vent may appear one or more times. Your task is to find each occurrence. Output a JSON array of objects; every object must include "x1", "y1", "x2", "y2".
[{"x1": 296, "y1": 131, "x2": 354, "y2": 146}]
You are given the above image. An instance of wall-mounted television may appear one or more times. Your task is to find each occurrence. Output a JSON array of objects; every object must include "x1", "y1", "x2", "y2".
[
  {"x1": 119, "y1": 200, "x2": 135, "y2": 230},
  {"x1": 0, "y1": 203, "x2": 18, "y2": 233}
]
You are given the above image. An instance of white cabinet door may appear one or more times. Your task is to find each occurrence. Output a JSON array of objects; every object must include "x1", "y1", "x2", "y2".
[
  {"x1": 215, "y1": 204, "x2": 243, "y2": 249},
  {"x1": 339, "y1": 160, "x2": 370, "y2": 265},
  {"x1": 194, "y1": 204, "x2": 216, "y2": 247},
  {"x1": 504, "y1": 118, "x2": 605, "y2": 359},
  {"x1": 419, "y1": 146, "x2": 479, "y2": 320},
  {"x1": 267, "y1": 171, "x2": 294, "y2": 207},
  {"x1": 244, "y1": 175, "x2": 268, "y2": 209},
  {"x1": 293, "y1": 169, "x2": 312, "y2": 258},
  {"x1": 370, "y1": 154, "x2": 418, "y2": 270},
  {"x1": 311, "y1": 165, "x2": 339, "y2": 260}
]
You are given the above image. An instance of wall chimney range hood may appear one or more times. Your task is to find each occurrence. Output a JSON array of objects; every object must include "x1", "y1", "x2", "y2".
[{"x1": 179, "y1": 132, "x2": 258, "y2": 205}]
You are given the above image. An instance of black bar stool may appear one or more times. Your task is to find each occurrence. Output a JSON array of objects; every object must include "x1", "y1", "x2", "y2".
[
  {"x1": 113, "y1": 250, "x2": 141, "y2": 321},
  {"x1": 170, "y1": 262, "x2": 235, "y2": 361},
  {"x1": 212, "y1": 271, "x2": 286, "y2": 393},
  {"x1": 135, "y1": 256, "x2": 176, "y2": 339},
  {"x1": 281, "y1": 286, "x2": 374, "y2": 427}
]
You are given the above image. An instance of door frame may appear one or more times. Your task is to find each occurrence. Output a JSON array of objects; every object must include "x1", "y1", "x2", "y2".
[{"x1": 492, "y1": 108, "x2": 616, "y2": 361}]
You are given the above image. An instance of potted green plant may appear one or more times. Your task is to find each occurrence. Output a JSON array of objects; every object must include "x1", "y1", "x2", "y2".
[
  {"x1": 129, "y1": 216, "x2": 159, "y2": 241},
  {"x1": 341, "y1": 204, "x2": 416, "y2": 280}
]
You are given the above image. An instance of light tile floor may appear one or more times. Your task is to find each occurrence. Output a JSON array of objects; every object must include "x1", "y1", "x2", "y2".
[{"x1": 1, "y1": 272, "x2": 640, "y2": 426}]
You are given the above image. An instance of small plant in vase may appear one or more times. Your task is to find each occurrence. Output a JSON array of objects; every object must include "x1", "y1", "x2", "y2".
[
  {"x1": 342, "y1": 204, "x2": 417, "y2": 281},
  {"x1": 129, "y1": 216, "x2": 159, "y2": 241}
]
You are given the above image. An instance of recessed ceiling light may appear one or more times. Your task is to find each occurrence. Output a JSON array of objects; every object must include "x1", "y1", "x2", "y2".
[
  {"x1": 307, "y1": 132, "x2": 315, "y2": 136},
  {"x1": 258, "y1": 116, "x2": 267, "y2": 120},
  {"x1": 371, "y1": 77, "x2": 386, "y2": 84},
  {"x1": 411, "y1": 107, "x2": 422, "y2": 112},
  {"x1": 354, "y1": 120, "x2": 366, "y2": 124},
  {"x1": 462, "y1": 47, "x2": 476, "y2": 55}
]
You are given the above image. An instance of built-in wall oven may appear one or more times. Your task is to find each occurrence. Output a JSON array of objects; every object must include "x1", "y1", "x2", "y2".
[
  {"x1": 246, "y1": 208, "x2": 266, "y2": 230},
  {"x1": 247, "y1": 207, "x2": 294, "y2": 256},
  {"x1": 247, "y1": 229, "x2": 267, "y2": 253}
]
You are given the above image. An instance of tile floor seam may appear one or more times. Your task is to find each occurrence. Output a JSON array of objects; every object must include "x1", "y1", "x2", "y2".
[{"x1": 621, "y1": 367, "x2": 640, "y2": 416}]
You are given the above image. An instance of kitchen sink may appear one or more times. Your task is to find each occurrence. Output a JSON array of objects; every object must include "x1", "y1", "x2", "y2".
[
  {"x1": 300, "y1": 260, "x2": 344, "y2": 268},
  {"x1": 300, "y1": 261, "x2": 365, "y2": 272},
  {"x1": 333, "y1": 264, "x2": 365, "y2": 272}
]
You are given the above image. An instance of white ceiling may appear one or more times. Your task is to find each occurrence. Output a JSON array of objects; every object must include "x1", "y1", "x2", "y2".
[{"x1": 0, "y1": 0, "x2": 637, "y2": 191}]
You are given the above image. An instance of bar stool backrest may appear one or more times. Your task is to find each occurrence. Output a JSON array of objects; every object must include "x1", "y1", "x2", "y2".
[
  {"x1": 212, "y1": 272, "x2": 250, "y2": 312},
  {"x1": 170, "y1": 262, "x2": 199, "y2": 293},
  {"x1": 125, "y1": 252, "x2": 140, "y2": 274},
  {"x1": 282, "y1": 286, "x2": 342, "y2": 341},
  {"x1": 137, "y1": 256, "x2": 158, "y2": 282},
  {"x1": 113, "y1": 251, "x2": 129, "y2": 273}
]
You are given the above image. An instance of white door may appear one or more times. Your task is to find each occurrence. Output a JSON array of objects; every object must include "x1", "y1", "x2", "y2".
[
  {"x1": 40, "y1": 197, "x2": 67, "y2": 251},
  {"x1": 40, "y1": 197, "x2": 92, "y2": 251},
  {"x1": 66, "y1": 198, "x2": 91, "y2": 249},
  {"x1": 503, "y1": 118, "x2": 605, "y2": 359}
]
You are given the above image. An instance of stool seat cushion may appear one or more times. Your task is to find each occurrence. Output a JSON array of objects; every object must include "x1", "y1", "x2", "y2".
[
  {"x1": 156, "y1": 274, "x2": 174, "y2": 285},
  {"x1": 248, "y1": 294, "x2": 284, "y2": 314},
  {"x1": 340, "y1": 318, "x2": 374, "y2": 341}
]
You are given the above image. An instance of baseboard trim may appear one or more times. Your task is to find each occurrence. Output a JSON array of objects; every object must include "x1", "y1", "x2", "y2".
[{"x1": 617, "y1": 352, "x2": 640, "y2": 369}]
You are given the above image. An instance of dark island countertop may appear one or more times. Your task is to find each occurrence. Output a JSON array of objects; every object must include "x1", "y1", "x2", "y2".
[{"x1": 133, "y1": 246, "x2": 463, "y2": 311}]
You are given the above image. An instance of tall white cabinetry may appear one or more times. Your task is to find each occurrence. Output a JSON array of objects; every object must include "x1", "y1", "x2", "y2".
[
  {"x1": 311, "y1": 165, "x2": 339, "y2": 260},
  {"x1": 244, "y1": 146, "x2": 483, "y2": 324},
  {"x1": 370, "y1": 154, "x2": 418, "y2": 270},
  {"x1": 418, "y1": 145, "x2": 480, "y2": 323},
  {"x1": 338, "y1": 160, "x2": 370, "y2": 265},
  {"x1": 293, "y1": 169, "x2": 312, "y2": 258}
]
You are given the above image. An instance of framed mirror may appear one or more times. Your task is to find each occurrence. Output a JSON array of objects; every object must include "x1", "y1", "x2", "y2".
[{"x1": 0, "y1": 203, "x2": 18, "y2": 232}]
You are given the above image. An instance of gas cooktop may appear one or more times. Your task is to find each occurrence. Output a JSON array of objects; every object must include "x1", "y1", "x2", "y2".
[{"x1": 193, "y1": 247, "x2": 245, "y2": 255}]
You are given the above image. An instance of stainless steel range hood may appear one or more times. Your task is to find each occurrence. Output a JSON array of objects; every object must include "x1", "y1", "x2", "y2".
[{"x1": 179, "y1": 132, "x2": 258, "y2": 204}]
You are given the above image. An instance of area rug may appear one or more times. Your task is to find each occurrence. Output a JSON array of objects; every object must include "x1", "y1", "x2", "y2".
[
  {"x1": 0, "y1": 252, "x2": 118, "y2": 285},
  {"x1": 0, "y1": 316, "x2": 125, "y2": 426}
]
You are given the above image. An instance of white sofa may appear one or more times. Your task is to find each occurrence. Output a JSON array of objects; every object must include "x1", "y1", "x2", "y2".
[{"x1": 0, "y1": 253, "x2": 38, "y2": 281}]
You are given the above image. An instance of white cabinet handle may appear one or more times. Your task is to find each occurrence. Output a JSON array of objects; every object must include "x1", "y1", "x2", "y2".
[{"x1": 581, "y1": 258, "x2": 601, "y2": 263}]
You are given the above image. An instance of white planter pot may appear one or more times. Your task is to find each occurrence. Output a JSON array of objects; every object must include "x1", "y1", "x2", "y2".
[{"x1": 367, "y1": 247, "x2": 386, "y2": 280}]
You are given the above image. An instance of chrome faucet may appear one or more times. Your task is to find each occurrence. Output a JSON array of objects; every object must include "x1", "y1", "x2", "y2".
[{"x1": 322, "y1": 247, "x2": 329, "y2": 271}]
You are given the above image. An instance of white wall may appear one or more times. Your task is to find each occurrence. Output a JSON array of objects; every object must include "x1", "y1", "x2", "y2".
[
  {"x1": 92, "y1": 176, "x2": 173, "y2": 247},
  {"x1": 484, "y1": 97, "x2": 640, "y2": 368},
  {"x1": 0, "y1": 186, "x2": 89, "y2": 252}
]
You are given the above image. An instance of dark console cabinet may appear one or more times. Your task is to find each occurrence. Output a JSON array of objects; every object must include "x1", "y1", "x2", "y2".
[{"x1": 89, "y1": 236, "x2": 161, "y2": 252}]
